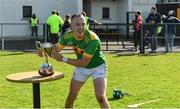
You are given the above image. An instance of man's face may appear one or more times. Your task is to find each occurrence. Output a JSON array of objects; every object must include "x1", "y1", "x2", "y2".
[
  {"x1": 71, "y1": 15, "x2": 85, "y2": 39},
  {"x1": 151, "y1": 9, "x2": 156, "y2": 15},
  {"x1": 135, "y1": 12, "x2": 139, "y2": 17}
]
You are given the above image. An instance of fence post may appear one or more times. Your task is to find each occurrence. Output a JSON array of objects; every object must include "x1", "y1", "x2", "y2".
[
  {"x1": 1, "y1": 24, "x2": 4, "y2": 51},
  {"x1": 164, "y1": 23, "x2": 168, "y2": 51},
  {"x1": 140, "y1": 24, "x2": 144, "y2": 54},
  {"x1": 42, "y1": 24, "x2": 47, "y2": 42},
  {"x1": 46, "y1": 24, "x2": 48, "y2": 42},
  {"x1": 43, "y1": 24, "x2": 45, "y2": 40}
]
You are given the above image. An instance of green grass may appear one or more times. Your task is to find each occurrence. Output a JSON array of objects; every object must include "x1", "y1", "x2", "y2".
[{"x1": 0, "y1": 51, "x2": 180, "y2": 108}]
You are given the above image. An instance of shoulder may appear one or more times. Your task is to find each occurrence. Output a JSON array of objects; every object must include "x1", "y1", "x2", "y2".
[
  {"x1": 47, "y1": 15, "x2": 53, "y2": 20},
  {"x1": 148, "y1": 13, "x2": 153, "y2": 16},
  {"x1": 138, "y1": 16, "x2": 143, "y2": 20},
  {"x1": 86, "y1": 30, "x2": 99, "y2": 40},
  {"x1": 62, "y1": 30, "x2": 74, "y2": 40},
  {"x1": 156, "y1": 12, "x2": 161, "y2": 16}
]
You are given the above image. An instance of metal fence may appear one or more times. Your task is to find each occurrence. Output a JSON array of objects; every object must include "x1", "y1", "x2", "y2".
[
  {"x1": 1, "y1": 23, "x2": 180, "y2": 52},
  {"x1": 0, "y1": 23, "x2": 136, "y2": 51},
  {"x1": 0, "y1": 23, "x2": 47, "y2": 50},
  {"x1": 140, "y1": 23, "x2": 180, "y2": 53},
  {"x1": 90, "y1": 23, "x2": 135, "y2": 51}
]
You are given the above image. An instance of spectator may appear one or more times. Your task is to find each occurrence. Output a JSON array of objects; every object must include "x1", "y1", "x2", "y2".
[
  {"x1": 163, "y1": 10, "x2": 180, "y2": 53},
  {"x1": 30, "y1": 14, "x2": 39, "y2": 37},
  {"x1": 134, "y1": 10, "x2": 143, "y2": 51},
  {"x1": 61, "y1": 14, "x2": 71, "y2": 36},
  {"x1": 146, "y1": 7, "x2": 161, "y2": 53},
  {"x1": 47, "y1": 10, "x2": 63, "y2": 44}
]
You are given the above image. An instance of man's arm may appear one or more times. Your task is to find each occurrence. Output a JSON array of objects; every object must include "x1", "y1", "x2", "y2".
[
  {"x1": 88, "y1": 17, "x2": 101, "y2": 24},
  {"x1": 145, "y1": 14, "x2": 151, "y2": 23},
  {"x1": 51, "y1": 53, "x2": 91, "y2": 67},
  {"x1": 51, "y1": 39, "x2": 99, "y2": 68},
  {"x1": 175, "y1": 17, "x2": 180, "y2": 23},
  {"x1": 51, "y1": 43, "x2": 92, "y2": 67},
  {"x1": 155, "y1": 13, "x2": 161, "y2": 23},
  {"x1": 50, "y1": 44, "x2": 91, "y2": 67}
]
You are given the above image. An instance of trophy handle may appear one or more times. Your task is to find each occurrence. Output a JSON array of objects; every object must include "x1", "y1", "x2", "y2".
[{"x1": 36, "y1": 41, "x2": 41, "y2": 49}]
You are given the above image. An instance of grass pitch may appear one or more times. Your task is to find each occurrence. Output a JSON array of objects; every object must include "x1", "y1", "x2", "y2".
[{"x1": 0, "y1": 51, "x2": 180, "y2": 108}]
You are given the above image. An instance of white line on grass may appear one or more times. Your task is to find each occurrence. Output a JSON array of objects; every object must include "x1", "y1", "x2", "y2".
[{"x1": 127, "y1": 98, "x2": 161, "y2": 108}]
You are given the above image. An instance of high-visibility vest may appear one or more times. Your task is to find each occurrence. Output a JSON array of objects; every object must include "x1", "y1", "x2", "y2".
[
  {"x1": 31, "y1": 18, "x2": 38, "y2": 27},
  {"x1": 85, "y1": 16, "x2": 89, "y2": 30}
]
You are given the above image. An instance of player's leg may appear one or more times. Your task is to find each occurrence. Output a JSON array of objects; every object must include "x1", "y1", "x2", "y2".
[
  {"x1": 65, "y1": 67, "x2": 90, "y2": 108},
  {"x1": 93, "y1": 78, "x2": 110, "y2": 108},
  {"x1": 92, "y1": 64, "x2": 110, "y2": 108},
  {"x1": 65, "y1": 78, "x2": 85, "y2": 108}
]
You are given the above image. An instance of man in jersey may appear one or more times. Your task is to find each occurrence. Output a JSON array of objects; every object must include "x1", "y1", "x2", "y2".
[{"x1": 38, "y1": 13, "x2": 110, "y2": 108}]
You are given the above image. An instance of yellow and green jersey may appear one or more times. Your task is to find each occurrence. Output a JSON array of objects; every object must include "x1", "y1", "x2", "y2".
[{"x1": 58, "y1": 30, "x2": 106, "y2": 69}]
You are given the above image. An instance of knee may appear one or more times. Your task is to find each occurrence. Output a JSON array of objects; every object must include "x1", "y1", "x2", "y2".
[{"x1": 96, "y1": 94, "x2": 106, "y2": 103}]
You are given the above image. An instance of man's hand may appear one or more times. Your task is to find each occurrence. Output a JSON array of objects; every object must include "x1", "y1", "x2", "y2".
[
  {"x1": 150, "y1": 21, "x2": 155, "y2": 24},
  {"x1": 37, "y1": 49, "x2": 44, "y2": 57},
  {"x1": 51, "y1": 48, "x2": 63, "y2": 62}
]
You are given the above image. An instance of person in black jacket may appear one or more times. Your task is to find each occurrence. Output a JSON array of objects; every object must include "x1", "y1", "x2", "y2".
[
  {"x1": 61, "y1": 14, "x2": 71, "y2": 36},
  {"x1": 163, "y1": 10, "x2": 180, "y2": 52},
  {"x1": 146, "y1": 7, "x2": 161, "y2": 53}
]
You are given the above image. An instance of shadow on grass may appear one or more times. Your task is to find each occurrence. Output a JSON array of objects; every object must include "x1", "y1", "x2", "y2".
[
  {"x1": 110, "y1": 51, "x2": 167, "y2": 57},
  {"x1": 108, "y1": 97, "x2": 122, "y2": 101},
  {"x1": 0, "y1": 51, "x2": 27, "y2": 56}
]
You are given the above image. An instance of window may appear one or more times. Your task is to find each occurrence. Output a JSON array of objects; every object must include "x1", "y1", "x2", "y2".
[
  {"x1": 102, "y1": 7, "x2": 110, "y2": 19},
  {"x1": 23, "y1": 6, "x2": 32, "y2": 18}
]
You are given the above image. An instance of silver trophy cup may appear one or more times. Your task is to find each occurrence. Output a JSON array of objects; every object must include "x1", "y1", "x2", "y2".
[{"x1": 36, "y1": 41, "x2": 55, "y2": 76}]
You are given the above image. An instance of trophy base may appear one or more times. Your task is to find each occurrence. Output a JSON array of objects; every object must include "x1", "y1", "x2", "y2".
[{"x1": 38, "y1": 69, "x2": 54, "y2": 77}]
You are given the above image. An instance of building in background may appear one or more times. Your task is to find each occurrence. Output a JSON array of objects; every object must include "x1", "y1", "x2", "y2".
[
  {"x1": 83, "y1": 0, "x2": 158, "y2": 24},
  {"x1": 1, "y1": 0, "x2": 179, "y2": 37},
  {"x1": 0, "y1": 0, "x2": 82, "y2": 37}
]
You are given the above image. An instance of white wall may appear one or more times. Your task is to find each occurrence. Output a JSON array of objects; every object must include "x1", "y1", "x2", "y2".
[
  {"x1": 0, "y1": 1, "x2": 2, "y2": 23},
  {"x1": 90, "y1": 0, "x2": 129, "y2": 34},
  {"x1": 116, "y1": 0, "x2": 129, "y2": 23},
  {"x1": 58, "y1": 0, "x2": 82, "y2": 19},
  {"x1": 130, "y1": 0, "x2": 157, "y2": 21},
  {"x1": 0, "y1": 0, "x2": 63, "y2": 23},
  {"x1": 90, "y1": 0, "x2": 129, "y2": 23},
  {"x1": 0, "y1": 0, "x2": 83, "y2": 37}
]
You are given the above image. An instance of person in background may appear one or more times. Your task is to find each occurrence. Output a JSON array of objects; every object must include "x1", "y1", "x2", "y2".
[
  {"x1": 47, "y1": 10, "x2": 63, "y2": 44},
  {"x1": 146, "y1": 7, "x2": 161, "y2": 53},
  {"x1": 61, "y1": 14, "x2": 71, "y2": 36},
  {"x1": 163, "y1": 10, "x2": 180, "y2": 53},
  {"x1": 134, "y1": 10, "x2": 143, "y2": 51},
  {"x1": 56, "y1": 11, "x2": 64, "y2": 32},
  {"x1": 30, "y1": 13, "x2": 39, "y2": 37},
  {"x1": 81, "y1": 11, "x2": 101, "y2": 30}
]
